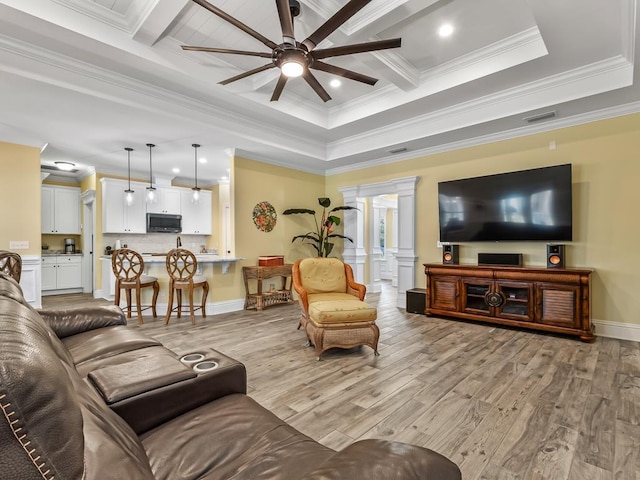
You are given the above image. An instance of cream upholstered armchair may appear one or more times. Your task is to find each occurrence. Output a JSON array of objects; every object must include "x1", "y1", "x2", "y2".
[{"x1": 292, "y1": 257, "x2": 378, "y2": 360}]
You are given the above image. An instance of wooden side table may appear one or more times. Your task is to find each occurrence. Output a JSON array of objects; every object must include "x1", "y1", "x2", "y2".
[{"x1": 242, "y1": 264, "x2": 294, "y2": 311}]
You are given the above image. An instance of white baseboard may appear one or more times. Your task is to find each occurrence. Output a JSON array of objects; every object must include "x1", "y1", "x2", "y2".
[
  {"x1": 593, "y1": 319, "x2": 640, "y2": 342},
  {"x1": 93, "y1": 296, "x2": 247, "y2": 318}
]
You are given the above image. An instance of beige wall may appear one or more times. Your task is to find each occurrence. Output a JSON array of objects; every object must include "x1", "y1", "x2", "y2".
[
  {"x1": 228, "y1": 156, "x2": 325, "y2": 299},
  {"x1": 325, "y1": 113, "x2": 640, "y2": 326},
  {"x1": 0, "y1": 142, "x2": 41, "y2": 255}
]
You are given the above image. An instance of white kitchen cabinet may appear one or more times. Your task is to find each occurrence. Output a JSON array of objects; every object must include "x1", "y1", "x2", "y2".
[
  {"x1": 180, "y1": 189, "x2": 212, "y2": 234},
  {"x1": 41, "y1": 185, "x2": 81, "y2": 234},
  {"x1": 41, "y1": 255, "x2": 82, "y2": 292},
  {"x1": 146, "y1": 186, "x2": 181, "y2": 214},
  {"x1": 101, "y1": 178, "x2": 147, "y2": 234}
]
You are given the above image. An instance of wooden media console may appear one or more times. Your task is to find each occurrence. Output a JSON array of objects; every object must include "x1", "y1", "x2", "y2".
[{"x1": 423, "y1": 263, "x2": 594, "y2": 342}]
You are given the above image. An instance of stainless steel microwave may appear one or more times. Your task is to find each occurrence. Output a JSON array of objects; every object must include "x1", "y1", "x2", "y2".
[{"x1": 146, "y1": 213, "x2": 182, "y2": 233}]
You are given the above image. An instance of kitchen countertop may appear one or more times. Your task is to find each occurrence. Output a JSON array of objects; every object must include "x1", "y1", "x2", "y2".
[
  {"x1": 100, "y1": 253, "x2": 242, "y2": 274},
  {"x1": 42, "y1": 251, "x2": 83, "y2": 256}
]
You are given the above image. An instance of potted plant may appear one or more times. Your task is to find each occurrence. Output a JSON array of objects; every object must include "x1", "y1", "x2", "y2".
[{"x1": 283, "y1": 197, "x2": 358, "y2": 257}]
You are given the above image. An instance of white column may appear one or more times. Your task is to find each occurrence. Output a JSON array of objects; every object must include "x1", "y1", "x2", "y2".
[
  {"x1": 393, "y1": 177, "x2": 419, "y2": 308},
  {"x1": 339, "y1": 186, "x2": 366, "y2": 284}
]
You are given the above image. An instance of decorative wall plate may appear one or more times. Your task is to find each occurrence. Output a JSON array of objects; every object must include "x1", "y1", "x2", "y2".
[{"x1": 252, "y1": 201, "x2": 277, "y2": 232}]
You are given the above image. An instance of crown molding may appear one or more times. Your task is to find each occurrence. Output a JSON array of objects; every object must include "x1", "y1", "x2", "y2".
[
  {"x1": 325, "y1": 101, "x2": 640, "y2": 176},
  {"x1": 327, "y1": 54, "x2": 633, "y2": 159}
]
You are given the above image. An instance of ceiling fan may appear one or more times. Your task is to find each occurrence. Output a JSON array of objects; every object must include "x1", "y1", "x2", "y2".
[{"x1": 181, "y1": 0, "x2": 402, "y2": 102}]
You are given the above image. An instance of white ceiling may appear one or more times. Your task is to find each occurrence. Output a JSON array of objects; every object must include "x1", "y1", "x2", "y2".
[{"x1": 0, "y1": 0, "x2": 637, "y2": 186}]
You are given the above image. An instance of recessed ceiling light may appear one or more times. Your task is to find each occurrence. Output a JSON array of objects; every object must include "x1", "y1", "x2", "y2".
[
  {"x1": 438, "y1": 24, "x2": 454, "y2": 37},
  {"x1": 330, "y1": 79, "x2": 341, "y2": 88},
  {"x1": 199, "y1": 157, "x2": 207, "y2": 164},
  {"x1": 172, "y1": 167, "x2": 180, "y2": 173},
  {"x1": 54, "y1": 161, "x2": 75, "y2": 171}
]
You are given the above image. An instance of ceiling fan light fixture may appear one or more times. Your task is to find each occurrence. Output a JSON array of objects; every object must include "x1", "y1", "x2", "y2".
[{"x1": 281, "y1": 59, "x2": 304, "y2": 77}]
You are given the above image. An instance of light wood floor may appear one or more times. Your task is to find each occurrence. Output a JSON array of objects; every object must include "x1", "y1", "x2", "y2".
[{"x1": 42, "y1": 284, "x2": 640, "y2": 480}]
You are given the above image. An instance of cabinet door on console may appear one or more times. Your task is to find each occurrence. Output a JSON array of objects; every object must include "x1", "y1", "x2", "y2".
[
  {"x1": 429, "y1": 276, "x2": 460, "y2": 311},
  {"x1": 495, "y1": 281, "x2": 534, "y2": 321},
  {"x1": 461, "y1": 279, "x2": 491, "y2": 315},
  {"x1": 535, "y1": 283, "x2": 581, "y2": 328}
]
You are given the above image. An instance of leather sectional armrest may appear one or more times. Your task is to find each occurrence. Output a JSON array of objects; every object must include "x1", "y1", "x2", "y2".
[
  {"x1": 88, "y1": 354, "x2": 196, "y2": 404},
  {"x1": 104, "y1": 348, "x2": 247, "y2": 435},
  {"x1": 305, "y1": 439, "x2": 462, "y2": 480},
  {"x1": 39, "y1": 305, "x2": 127, "y2": 338}
]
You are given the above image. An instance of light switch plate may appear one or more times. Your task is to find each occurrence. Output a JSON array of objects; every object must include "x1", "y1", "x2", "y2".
[{"x1": 9, "y1": 241, "x2": 29, "y2": 250}]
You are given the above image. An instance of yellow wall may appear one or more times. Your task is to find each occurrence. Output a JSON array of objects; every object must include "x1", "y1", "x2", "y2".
[
  {"x1": 0, "y1": 142, "x2": 41, "y2": 255},
  {"x1": 227, "y1": 156, "x2": 325, "y2": 299},
  {"x1": 326, "y1": 113, "x2": 640, "y2": 326}
]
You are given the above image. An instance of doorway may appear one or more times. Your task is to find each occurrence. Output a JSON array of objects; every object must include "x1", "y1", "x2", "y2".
[{"x1": 339, "y1": 176, "x2": 419, "y2": 309}]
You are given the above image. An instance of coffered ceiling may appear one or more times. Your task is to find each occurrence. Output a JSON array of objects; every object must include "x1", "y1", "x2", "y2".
[{"x1": 0, "y1": 0, "x2": 637, "y2": 185}]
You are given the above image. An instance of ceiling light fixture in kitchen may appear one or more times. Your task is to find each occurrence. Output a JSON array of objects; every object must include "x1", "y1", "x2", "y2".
[
  {"x1": 54, "y1": 161, "x2": 75, "y2": 171},
  {"x1": 146, "y1": 143, "x2": 156, "y2": 203},
  {"x1": 124, "y1": 147, "x2": 135, "y2": 206},
  {"x1": 192, "y1": 143, "x2": 201, "y2": 204}
]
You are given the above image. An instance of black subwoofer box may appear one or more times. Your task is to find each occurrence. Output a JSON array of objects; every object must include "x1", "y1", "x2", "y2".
[
  {"x1": 406, "y1": 288, "x2": 427, "y2": 315},
  {"x1": 477, "y1": 252, "x2": 523, "y2": 266}
]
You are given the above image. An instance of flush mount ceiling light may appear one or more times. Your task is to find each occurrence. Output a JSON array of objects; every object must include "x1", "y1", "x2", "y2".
[
  {"x1": 54, "y1": 161, "x2": 75, "y2": 171},
  {"x1": 438, "y1": 23, "x2": 454, "y2": 37},
  {"x1": 146, "y1": 143, "x2": 156, "y2": 203},
  {"x1": 192, "y1": 143, "x2": 201, "y2": 203},
  {"x1": 181, "y1": 0, "x2": 401, "y2": 102},
  {"x1": 123, "y1": 147, "x2": 135, "y2": 206}
]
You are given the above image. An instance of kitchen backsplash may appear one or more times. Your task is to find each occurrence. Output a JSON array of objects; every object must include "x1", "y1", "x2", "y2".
[{"x1": 103, "y1": 233, "x2": 209, "y2": 255}]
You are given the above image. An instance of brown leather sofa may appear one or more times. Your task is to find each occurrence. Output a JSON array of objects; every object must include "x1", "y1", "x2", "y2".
[{"x1": 0, "y1": 273, "x2": 461, "y2": 480}]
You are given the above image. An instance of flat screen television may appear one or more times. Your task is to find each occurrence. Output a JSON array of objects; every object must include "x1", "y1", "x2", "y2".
[{"x1": 438, "y1": 164, "x2": 573, "y2": 242}]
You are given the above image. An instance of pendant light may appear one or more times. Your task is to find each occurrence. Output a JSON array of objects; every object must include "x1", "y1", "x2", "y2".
[
  {"x1": 124, "y1": 147, "x2": 135, "y2": 206},
  {"x1": 192, "y1": 143, "x2": 201, "y2": 203},
  {"x1": 146, "y1": 143, "x2": 156, "y2": 203}
]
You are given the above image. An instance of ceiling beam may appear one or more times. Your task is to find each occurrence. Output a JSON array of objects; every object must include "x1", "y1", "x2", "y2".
[{"x1": 132, "y1": 0, "x2": 189, "y2": 46}]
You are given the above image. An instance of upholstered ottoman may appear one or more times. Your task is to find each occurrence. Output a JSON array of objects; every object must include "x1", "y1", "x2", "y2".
[
  {"x1": 306, "y1": 298, "x2": 379, "y2": 360},
  {"x1": 292, "y1": 257, "x2": 380, "y2": 360}
]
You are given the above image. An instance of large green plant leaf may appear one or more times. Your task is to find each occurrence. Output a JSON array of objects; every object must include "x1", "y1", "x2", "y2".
[{"x1": 283, "y1": 208, "x2": 315, "y2": 215}]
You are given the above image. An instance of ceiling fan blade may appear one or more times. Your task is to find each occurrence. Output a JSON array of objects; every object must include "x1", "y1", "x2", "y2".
[
  {"x1": 311, "y1": 61, "x2": 378, "y2": 85},
  {"x1": 313, "y1": 38, "x2": 402, "y2": 59},
  {"x1": 191, "y1": 0, "x2": 278, "y2": 50},
  {"x1": 181, "y1": 46, "x2": 273, "y2": 58},
  {"x1": 301, "y1": 0, "x2": 372, "y2": 52},
  {"x1": 275, "y1": 0, "x2": 295, "y2": 45},
  {"x1": 302, "y1": 70, "x2": 331, "y2": 102},
  {"x1": 270, "y1": 74, "x2": 289, "y2": 102},
  {"x1": 218, "y1": 64, "x2": 276, "y2": 85}
]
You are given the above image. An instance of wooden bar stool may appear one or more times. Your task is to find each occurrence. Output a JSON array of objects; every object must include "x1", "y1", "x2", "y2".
[
  {"x1": 111, "y1": 248, "x2": 159, "y2": 324},
  {"x1": 0, "y1": 250, "x2": 22, "y2": 283},
  {"x1": 165, "y1": 248, "x2": 209, "y2": 325}
]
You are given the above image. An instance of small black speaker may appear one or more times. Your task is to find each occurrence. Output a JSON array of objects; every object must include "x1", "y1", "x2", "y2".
[
  {"x1": 547, "y1": 244, "x2": 565, "y2": 268},
  {"x1": 442, "y1": 244, "x2": 459, "y2": 264},
  {"x1": 406, "y1": 288, "x2": 427, "y2": 314},
  {"x1": 478, "y1": 253, "x2": 523, "y2": 266}
]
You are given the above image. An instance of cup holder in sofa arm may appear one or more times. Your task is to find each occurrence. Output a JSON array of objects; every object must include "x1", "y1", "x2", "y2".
[
  {"x1": 88, "y1": 354, "x2": 196, "y2": 404},
  {"x1": 180, "y1": 353, "x2": 205, "y2": 365},
  {"x1": 193, "y1": 361, "x2": 218, "y2": 373}
]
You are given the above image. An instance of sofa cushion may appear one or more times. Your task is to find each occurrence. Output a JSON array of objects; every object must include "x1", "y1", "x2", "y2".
[
  {"x1": 298, "y1": 258, "x2": 347, "y2": 294},
  {"x1": 62, "y1": 325, "x2": 161, "y2": 364},
  {"x1": 141, "y1": 394, "x2": 333, "y2": 480},
  {"x1": 309, "y1": 299, "x2": 378, "y2": 324}
]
